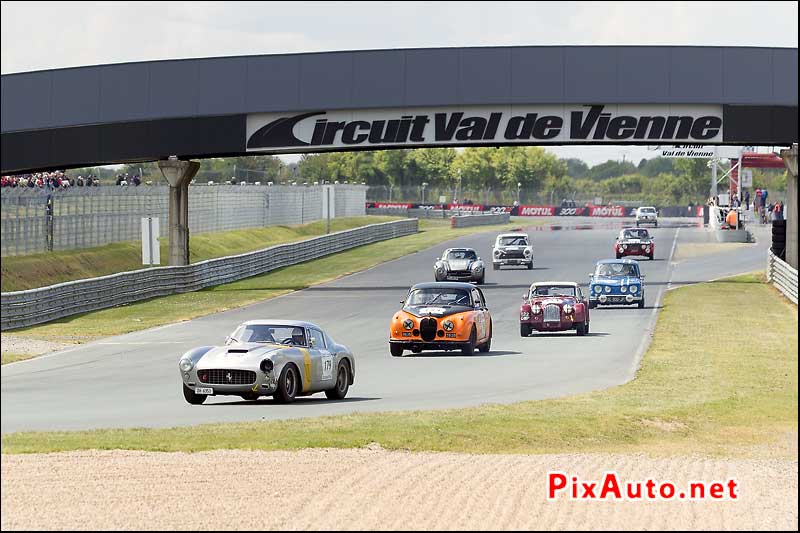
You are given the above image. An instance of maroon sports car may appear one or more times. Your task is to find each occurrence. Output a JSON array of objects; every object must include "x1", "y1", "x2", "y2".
[{"x1": 520, "y1": 281, "x2": 590, "y2": 336}]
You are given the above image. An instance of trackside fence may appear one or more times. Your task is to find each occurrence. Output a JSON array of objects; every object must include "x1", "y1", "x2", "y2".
[
  {"x1": 767, "y1": 249, "x2": 798, "y2": 304},
  {"x1": 0, "y1": 219, "x2": 418, "y2": 330}
]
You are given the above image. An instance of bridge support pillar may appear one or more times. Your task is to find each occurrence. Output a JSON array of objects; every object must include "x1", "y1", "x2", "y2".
[
  {"x1": 158, "y1": 158, "x2": 200, "y2": 266},
  {"x1": 781, "y1": 144, "x2": 798, "y2": 269}
]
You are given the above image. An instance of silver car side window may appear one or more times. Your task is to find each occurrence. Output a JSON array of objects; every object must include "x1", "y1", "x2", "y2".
[{"x1": 310, "y1": 329, "x2": 327, "y2": 350}]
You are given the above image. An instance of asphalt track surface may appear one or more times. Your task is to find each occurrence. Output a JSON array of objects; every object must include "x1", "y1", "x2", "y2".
[{"x1": 1, "y1": 218, "x2": 771, "y2": 434}]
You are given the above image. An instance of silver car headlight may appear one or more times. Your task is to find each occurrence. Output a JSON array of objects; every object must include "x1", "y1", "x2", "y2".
[
  {"x1": 179, "y1": 358, "x2": 193, "y2": 372},
  {"x1": 442, "y1": 320, "x2": 454, "y2": 331},
  {"x1": 403, "y1": 319, "x2": 414, "y2": 330},
  {"x1": 493, "y1": 249, "x2": 502, "y2": 257},
  {"x1": 563, "y1": 304, "x2": 573, "y2": 314},
  {"x1": 630, "y1": 285, "x2": 639, "y2": 294},
  {"x1": 524, "y1": 247, "x2": 532, "y2": 256},
  {"x1": 620, "y1": 286, "x2": 628, "y2": 293},
  {"x1": 604, "y1": 286, "x2": 612, "y2": 293},
  {"x1": 472, "y1": 262, "x2": 483, "y2": 271}
]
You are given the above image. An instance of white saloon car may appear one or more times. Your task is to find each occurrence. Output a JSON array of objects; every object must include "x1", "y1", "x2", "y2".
[
  {"x1": 492, "y1": 232, "x2": 534, "y2": 270},
  {"x1": 635, "y1": 206, "x2": 658, "y2": 227}
]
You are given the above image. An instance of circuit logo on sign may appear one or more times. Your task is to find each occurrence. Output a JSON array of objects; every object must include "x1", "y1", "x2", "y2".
[{"x1": 246, "y1": 105, "x2": 723, "y2": 151}]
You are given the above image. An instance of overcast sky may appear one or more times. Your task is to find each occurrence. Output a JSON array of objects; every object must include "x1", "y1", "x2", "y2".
[{"x1": 2, "y1": 1, "x2": 797, "y2": 166}]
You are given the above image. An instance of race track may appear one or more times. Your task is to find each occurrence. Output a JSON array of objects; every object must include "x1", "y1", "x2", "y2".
[{"x1": 0, "y1": 218, "x2": 771, "y2": 434}]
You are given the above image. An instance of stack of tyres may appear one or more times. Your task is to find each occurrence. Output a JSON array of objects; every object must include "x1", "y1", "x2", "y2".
[{"x1": 772, "y1": 220, "x2": 786, "y2": 260}]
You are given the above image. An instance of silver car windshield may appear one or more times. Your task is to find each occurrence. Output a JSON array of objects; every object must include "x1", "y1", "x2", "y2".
[
  {"x1": 231, "y1": 325, "x2": 307, "y2": 346},
  {"x1": 499, "y1": 236, "x2": 528, "y2": 246},
  {"x1": 531, "y1": 286, "x2": 576, "y2": 297},
  {"x1": 446, "y1": 250, "x2": 477, "y2": 261},
  {"x1": 595, "y1": 263, "x2": 639, "y2": 277},
  {"x1": 407, "y1": 288, "x2": 471, "y2": 306},
  {"x1": 640, "y1": 208, "x2": 656, "y2": 213}
]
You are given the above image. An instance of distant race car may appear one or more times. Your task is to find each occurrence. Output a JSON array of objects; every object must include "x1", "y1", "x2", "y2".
[
  {"x1": 520, "y1": 281, "x2": 590, "y2": 336},
  {"x1": 615, "y1": 227, "x2": 655, "y2": 260},
  {"x1": 434, "y1": 247, "x2": 485, "y2": 284},
  {"x1": 492, "y1": 232, "x2": 533, "y2": 270},
  {"x1": 389, "y1": 282, "x2": 492, "y2": 357},
  {"x1": 588, "y1": 259, "x2": 645, "y2": 309},
  {"x1": 635, "y1": 206, "x2": 658, "y2": 227},
  {"x1": 178, "y1": 320, "x2": 355, "y2": 404}
]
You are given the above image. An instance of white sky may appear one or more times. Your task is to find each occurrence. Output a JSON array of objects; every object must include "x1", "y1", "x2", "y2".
[{"x1": 2, "y1": 1, "x2": 797, "y2": 166}]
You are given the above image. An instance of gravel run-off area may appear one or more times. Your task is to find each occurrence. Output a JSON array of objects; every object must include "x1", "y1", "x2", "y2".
[{"x1": 2, "y1": 448, "x2": 797, "y2": 531}]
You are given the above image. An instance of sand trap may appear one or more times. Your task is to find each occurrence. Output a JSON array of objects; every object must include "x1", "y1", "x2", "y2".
[{"x1": 2, "y1": 448, "x2": 796, "y2": 530}]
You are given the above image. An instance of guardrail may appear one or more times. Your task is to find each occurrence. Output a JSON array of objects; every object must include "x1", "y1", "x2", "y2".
[
  {"x1": 767, "y1": 249, "x2": 798, "y2": 304},
  {"x1": 450, "y1": 212, "x2": 510, "y2": 228},
  {"x1": 0, "y1": 219, "x2": 418, "y2": 330}
]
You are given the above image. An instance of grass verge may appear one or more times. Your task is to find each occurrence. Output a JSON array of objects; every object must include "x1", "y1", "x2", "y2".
[
  {"x1": 4, "y1": 218, "x2": 534, "y2": 347},
  {"x1": 0, "y1": 353, "x2": 36, "y2": 365},
  {"x1": 2, "y1": 273, "x2": 796, "y2": 456},
  {"x1": 0, "y1": 216, "x2": 403, "y2": 292}
]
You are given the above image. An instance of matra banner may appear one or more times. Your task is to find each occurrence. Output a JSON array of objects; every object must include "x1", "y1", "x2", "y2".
[{"x1": 247, "y1": 105, "x2": 723, "y2": 152}]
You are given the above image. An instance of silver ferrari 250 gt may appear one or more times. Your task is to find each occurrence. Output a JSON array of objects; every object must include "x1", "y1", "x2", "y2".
[{"x1": 178, "y1": 320, "x2": 355, "y2": 404}]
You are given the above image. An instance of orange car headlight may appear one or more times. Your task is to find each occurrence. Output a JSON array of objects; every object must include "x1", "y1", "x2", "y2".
[
  {"x1": 442, "y1": 320, "x2": 454, "y2": 331},
  {"x1": 403, "y1": 319, "x2": 414, "y2": 330}
]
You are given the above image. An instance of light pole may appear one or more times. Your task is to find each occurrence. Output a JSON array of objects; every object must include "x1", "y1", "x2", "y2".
[
  {"x1": 517, "y1": 182, "x2": 522, "y2": 204},
  {"x1": 421, "y1": 182, "x2": 429, "y2": 204},
  {"x1": 456, "y1": 169, "x2": 462, "y2": 204}
]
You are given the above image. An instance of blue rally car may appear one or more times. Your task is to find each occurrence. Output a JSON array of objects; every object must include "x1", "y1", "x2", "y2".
[{"x1": 588, "y1": 259, "x2": 645, "y2": 309}]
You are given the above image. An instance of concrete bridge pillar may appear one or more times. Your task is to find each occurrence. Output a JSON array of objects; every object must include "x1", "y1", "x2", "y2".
[
  {"x1": 158, "y1": 158, "x2": 200, "y2": 266},
  {"x1": 780, "y1": 144, "x2": 798, "y2": 269}
]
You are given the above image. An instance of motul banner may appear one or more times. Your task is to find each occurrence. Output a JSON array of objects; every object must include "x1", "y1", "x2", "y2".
[
  {"x1": 588, "y1": 205, "x2": 626, "y2": 217},
  {"x1": 518, "y1": 205, "x2": 556, "y2": 216},
  {"x1": 449, "y1": 204, "x2": 484, "y2": 211}
]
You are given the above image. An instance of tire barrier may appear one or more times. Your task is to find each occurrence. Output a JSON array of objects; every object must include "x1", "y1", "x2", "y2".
[{"x1": 450, "y1": 212, "x2": 510, "y2": 228}]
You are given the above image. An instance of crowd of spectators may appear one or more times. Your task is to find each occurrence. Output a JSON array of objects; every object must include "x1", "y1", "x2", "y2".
[
  {"x1": 0, "y1": 171, "x2": 99, "y2": 189},
  {"x1": 115, "y1": 173, "x2": 143, "y2": 186}
]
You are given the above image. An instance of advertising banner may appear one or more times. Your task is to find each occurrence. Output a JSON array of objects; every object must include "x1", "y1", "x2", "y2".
[
  {"x1": 248, "y1": 104, "x2": 723, "y2": 153},
  {"x1": 517, "y1": 205, "x2": 556, "y2": 216},
  {"x1": 588, "y1": 205, "x2": 627, "y2": 217}
]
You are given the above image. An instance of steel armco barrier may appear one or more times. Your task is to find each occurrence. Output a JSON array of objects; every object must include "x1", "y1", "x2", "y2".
[
  {"x1": 450, "y1": 212, "x2": 510, "y2": 228},
  {"x1": 767, "y1": 249, "x2": 798, "y2": 304},
  {"x1": 0, "y1": 219, "x2": 418, "y2": 330}
]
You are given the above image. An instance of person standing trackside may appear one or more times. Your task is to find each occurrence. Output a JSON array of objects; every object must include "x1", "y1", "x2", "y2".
[{"x1": 744, "y1": 190, "x2": 750, "y2": 210}]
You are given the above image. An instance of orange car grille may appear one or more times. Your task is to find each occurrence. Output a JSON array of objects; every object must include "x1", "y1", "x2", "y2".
[{"x1": 420, "y1": 317, "x2": 438, "y2": 341}]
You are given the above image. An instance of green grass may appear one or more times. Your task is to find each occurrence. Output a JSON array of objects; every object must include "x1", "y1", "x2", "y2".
[
  {"x1": 5, "y1": 218, "x2": 533, "y2": 345},
  {"x1": 2, "y1": 273, "x2": 796, "y2": 457},
  {"x1": 0, "y1": 353, "x2": 36, "y2": 365},
  {"x1": 0, "y1": 216, "x2": 403, "y2": 292}
]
